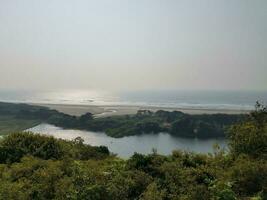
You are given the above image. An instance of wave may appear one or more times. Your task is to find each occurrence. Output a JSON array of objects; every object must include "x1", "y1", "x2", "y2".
[{"x1": 0, "y1": 89, "x2": 265, "y2": 111}]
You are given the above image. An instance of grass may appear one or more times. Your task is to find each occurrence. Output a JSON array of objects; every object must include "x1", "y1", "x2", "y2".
[{"x1": 0, "y1": 115, "x2": 41, "y2": 135}]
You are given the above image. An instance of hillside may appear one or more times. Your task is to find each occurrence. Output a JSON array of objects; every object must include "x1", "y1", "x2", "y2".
[
  {"x1": 0, "y1": 104, "x2": 266, "y2": 199},
  {"x1": 0, "y1": 102, "x2": 244, "y2": 138}
]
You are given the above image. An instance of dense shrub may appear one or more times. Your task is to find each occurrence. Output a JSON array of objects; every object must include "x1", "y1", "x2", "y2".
[
  {"x1": 0, "y1": 104, "x2": 266, "y2": 199},
  {"x1": 0, "y1": 132, "x2": 109, "y2": 164}
]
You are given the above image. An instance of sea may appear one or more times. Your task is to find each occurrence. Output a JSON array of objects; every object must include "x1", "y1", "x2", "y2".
[{"x1": 0, "y1": 89, "x2": 266, "y2": 110}]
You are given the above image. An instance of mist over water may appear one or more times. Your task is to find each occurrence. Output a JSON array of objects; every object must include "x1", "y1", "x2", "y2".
[
  {"x1": 0, "y1": 89, "x2": 266, "y2": 111},
  {"x1": 119, "y1": 90, "x2": 267, "y2": 110}
]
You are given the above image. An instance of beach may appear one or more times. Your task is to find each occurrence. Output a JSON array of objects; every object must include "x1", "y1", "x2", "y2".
[
  {"x1": 34, "y1": 103, "x2": 250, "y2": 117},
  {"x1": 3, "y1": 90, "x2": 263, "y2": 117}
]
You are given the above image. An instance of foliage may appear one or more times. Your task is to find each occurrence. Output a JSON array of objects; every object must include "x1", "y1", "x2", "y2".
[
  {"x1": 228, "y1": 102, "x2": 267, "y2": 159},
  {"x1": 0, "y1": 103, "x2": 266, "y2": 199},
  {"x1": 0, "y1": 115, "x2": 41, "y2": 135},
  {"x1": 0, "y1": 132, "x2": 110, "y2": 164},
  {"x1": 0, "y1": 102, "x2": 244, "y2": 138}
]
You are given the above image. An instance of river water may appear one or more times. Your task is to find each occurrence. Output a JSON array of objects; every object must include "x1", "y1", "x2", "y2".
[{"x1": 27, "y1": 123, "x2": 227, "y2": 158}]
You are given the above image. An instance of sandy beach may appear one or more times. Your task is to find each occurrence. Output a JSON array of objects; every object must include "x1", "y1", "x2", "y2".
[{"x1": 34, "y1": 103, "x2": 250, "y2": 117}]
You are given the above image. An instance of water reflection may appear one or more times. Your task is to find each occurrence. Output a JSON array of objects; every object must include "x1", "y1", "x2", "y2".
[{"x1": 27, "y1": 124, "x2": 227, "y2": 158}]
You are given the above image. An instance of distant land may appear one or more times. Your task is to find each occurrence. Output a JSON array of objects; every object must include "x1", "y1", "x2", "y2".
[
  {"x1": 34, "y1": 103, "x2": 250, "y2": 117},
  {"x1": 0, "y1": 102, "x2": 246, "y2": 138}
]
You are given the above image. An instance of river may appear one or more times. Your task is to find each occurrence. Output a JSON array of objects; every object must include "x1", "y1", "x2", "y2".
[{"x1": 27, "y1": 123, "x2": 227, "y2": 158}]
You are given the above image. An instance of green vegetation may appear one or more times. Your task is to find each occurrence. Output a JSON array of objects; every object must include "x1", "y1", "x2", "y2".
[
  {"x1": 0, "y1": 115, "x2": 40, "y2": 135},
  {"x1": 0, "y1": 102, "x2": 67, "y2": 135},
  {"x1": 0, "y1": 102, "x2": 244, "y2": 138},
  {"x1": 0, "y1": 102, "x2": 44, "y2": 135},
  {"x1": 89, "y1": 110, "x2": 243, "y2": 138},
  {"x1": 0, "y1": 104, "x2": 266, "y2": 199}
]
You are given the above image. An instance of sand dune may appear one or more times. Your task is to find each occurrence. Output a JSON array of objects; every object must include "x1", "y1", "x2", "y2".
[{"x1": 33, "y1": 103, "x2": 250, "y2": 117}]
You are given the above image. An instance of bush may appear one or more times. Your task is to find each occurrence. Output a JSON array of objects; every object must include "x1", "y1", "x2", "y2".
[
  {"x1": 0, "y1": 103, "x2": 266, "y2": 199},
  {"x1": 228, "y1": 104, "x2": 267, "y2": 159},
  {"x1": 0, "y1": 132, "x2": 109, "y2": 163}
]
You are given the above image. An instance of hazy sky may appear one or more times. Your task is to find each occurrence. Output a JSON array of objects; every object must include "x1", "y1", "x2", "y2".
[{"x1": 0, "y1": 0, "x2": 266, "y2": 91}]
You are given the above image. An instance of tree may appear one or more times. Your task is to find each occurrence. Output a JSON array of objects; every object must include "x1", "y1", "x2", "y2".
[
  {"x1": 228, "y1": 103, "x2": 267, "y2": 159},
  {"x1": 80, "y1": 112, "x2": 93, "y2": 121},
  {"x1": 79, "y1": 113, "x2": 93, "y2": 126}
]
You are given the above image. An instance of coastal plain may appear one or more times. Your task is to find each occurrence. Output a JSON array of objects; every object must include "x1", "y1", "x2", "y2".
[{"x1": 35, "y1": 103, "x2": 250, "y2": 117}]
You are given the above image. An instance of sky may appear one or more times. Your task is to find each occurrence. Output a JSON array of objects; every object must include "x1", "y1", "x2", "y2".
[{"x1": 0, "y1": 0, "x2": 266, "y2": 92}]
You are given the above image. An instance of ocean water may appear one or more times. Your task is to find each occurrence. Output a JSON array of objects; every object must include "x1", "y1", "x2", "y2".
[{"x1": 0, "y1": 89, "x2": 266, "y2": 110}]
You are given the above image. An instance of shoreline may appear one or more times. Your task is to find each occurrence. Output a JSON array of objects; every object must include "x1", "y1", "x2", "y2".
[{"x1": 32, "y1": 103, "x2": 250, "y2": 117}]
